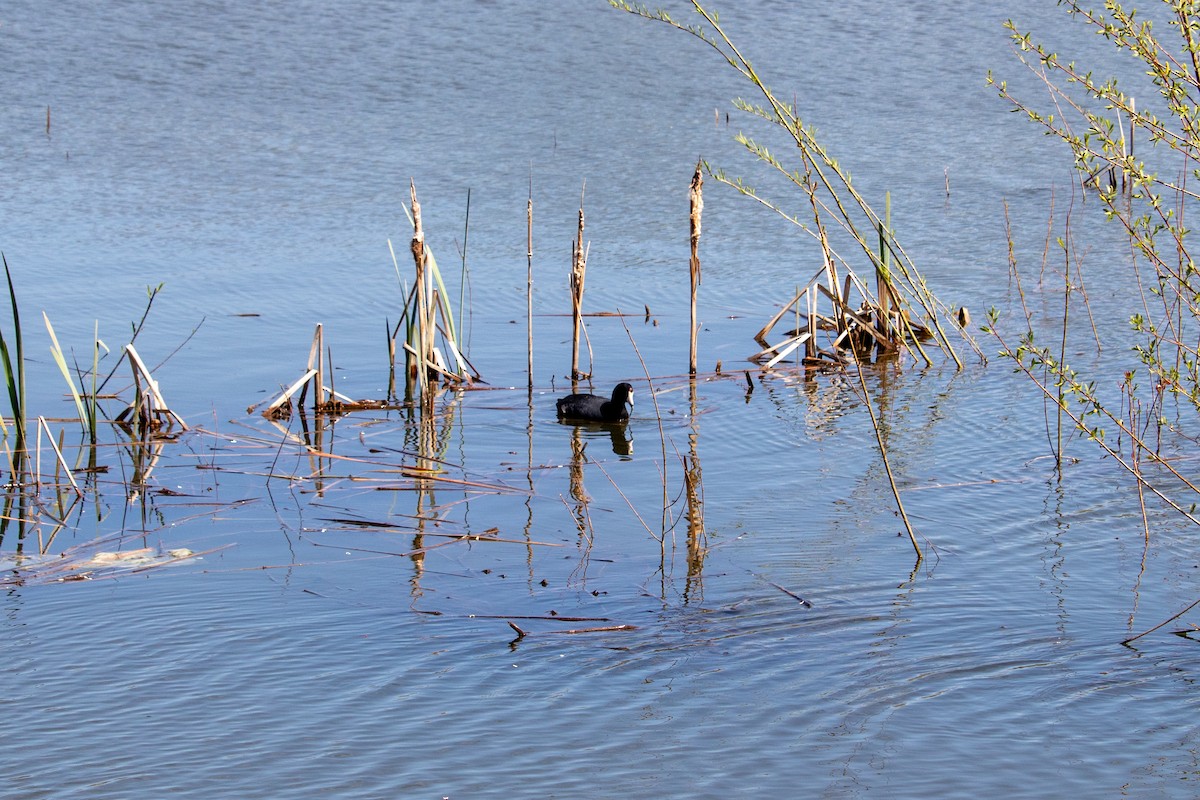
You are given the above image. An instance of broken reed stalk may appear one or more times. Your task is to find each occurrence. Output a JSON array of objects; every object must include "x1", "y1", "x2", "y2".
[
  {"x1": 689, "y1": 159, "x2": 703, "y2": 375},
  {"x1": 263, "y1": 368, "x2": 317, "y2": 417},
  {"x1": 310, "y1": 322, "x2": 325, "y2": 409},
  {"x1": 570, "y1": 183, "x2": 589, "y2": 383},
  {"x1": 35, "y1": 416, "x2": 81, "y2": 496},
  {"x1": 119, "y1": 344, "x2": 188, "y2": 433},
  {"x1": 527, "y1": 175, "x2": 535, "y2": 388}
]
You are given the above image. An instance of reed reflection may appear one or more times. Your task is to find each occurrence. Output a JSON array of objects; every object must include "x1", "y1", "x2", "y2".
[
  {"x1": 683, "y1": 380, "x2": 706, "y2": 602},
  {"x1": 402, "y1": 388, "x2": 461, "y2": 595}
]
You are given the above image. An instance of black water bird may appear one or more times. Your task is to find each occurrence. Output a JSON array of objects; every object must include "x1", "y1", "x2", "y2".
[{"x1": 556, "y1": 382, "x2": 634, "y2": 423}]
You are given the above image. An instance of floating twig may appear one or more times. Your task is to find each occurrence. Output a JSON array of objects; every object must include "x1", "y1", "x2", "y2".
[{"x1": 507, "y1": 620, "x2": 636, "y2": 637}]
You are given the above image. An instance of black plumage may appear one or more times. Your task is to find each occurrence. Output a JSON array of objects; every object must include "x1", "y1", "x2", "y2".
[{"x1": 556, "y1": 382, "x2": 634, "y2": 423}]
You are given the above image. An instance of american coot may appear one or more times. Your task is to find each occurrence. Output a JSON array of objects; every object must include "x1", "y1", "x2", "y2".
[{"x1": 556, "y1": 382, "x2": 634, "y2": 423}]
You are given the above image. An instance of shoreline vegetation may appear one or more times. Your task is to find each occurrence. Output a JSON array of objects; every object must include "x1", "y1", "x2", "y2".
[{"x1": 986, "y1": 1, "x2": 1200, "y2": 642}]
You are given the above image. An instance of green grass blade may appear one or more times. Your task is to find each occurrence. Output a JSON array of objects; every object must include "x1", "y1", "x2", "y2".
[
  {"x1": 2, "y1": 255, "x2": 25, "y2": 449},
  {"x1": 43, "y1": 312, "x2": 89, "y2": 431}
]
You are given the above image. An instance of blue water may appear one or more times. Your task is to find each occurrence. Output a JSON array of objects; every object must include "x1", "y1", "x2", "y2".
[{"x1": 1, "y1": 2, "x2": 1199, "y2": 798}]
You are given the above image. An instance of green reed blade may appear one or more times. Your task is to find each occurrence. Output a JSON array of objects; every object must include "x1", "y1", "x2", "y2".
[
  {"x1": 0, "y1": 254, "x2": 23, "y2": 453},
  {"x1": 43, "y1": 312, "x2": 90, "y2": 434}
]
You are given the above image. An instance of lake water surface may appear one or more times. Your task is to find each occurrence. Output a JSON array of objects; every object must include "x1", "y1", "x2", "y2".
[{"x1": 2, "y1": 2, "x2": 1199, "y2": 798}]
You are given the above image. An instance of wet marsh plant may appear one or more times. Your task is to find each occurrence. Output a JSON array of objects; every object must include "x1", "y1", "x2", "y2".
[{"x1": 611, "y1": 1, "x2": 976, "y2": 370}]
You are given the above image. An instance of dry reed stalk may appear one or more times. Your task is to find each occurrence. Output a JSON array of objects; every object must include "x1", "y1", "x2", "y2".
[
  {"x1": 467, "y1": 614, "x2": 613, "y2": 622},
  {"x1": 527, "y1": 177, "x2": 535, "y2": 388},
  {"x1": 396, "y1": 182, "x2": 476, "y2": 398},
  {"x1": 619, "y1": 314, "x2": 672, "y2": 542},
  {"x1": 34, "y1": 416, "x2": 81, "y2": 497},
  {"x1": 262, "y1": 370, "x2": 316, "y2": 418},
  {"x1": 264, "y1": 324, "x2": 381, "y2": 418},
  {"x1": 876, "y1": 192, "x2": 895, "y2": 341},
  {"x1": 689, "y1": 160, "x2": 703, "y2": 374},
  {"x1": 507, "y1": 621, "x2": 636, "y2": 638},
  {"x1": 309, "y1": 323, "x2": 325, "y2": 409},
  {"x1": 386, "y1": 319, "x2": 397, "y2": 399},
  {"x1": 755, "y1": 574, "x2": 813, "y2": 606},
  {"x1": 808, "y1": 172, "x2": 846, "y2": 336},
  {"x1": 806, "y1": 285, "x2": 818, "y2": 360},
  {"x1": 570, "y1": 184, "x2": 590, "y2": 382},
  {"x1": 1123, "y1": 595, "x2": 1200, "y2": 645},
  {"x1": 852, "y1": 358, "x2": 920, "y2": 560},
  {"x1": 409, "y1": 180, "x2": 431, "y2": 398},
  {"x1": 119, "y1": 344, "x2": 187, "y2": 432}
]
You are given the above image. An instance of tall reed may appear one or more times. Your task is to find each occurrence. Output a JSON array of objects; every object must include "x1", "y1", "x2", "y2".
[
  {"x1": 44, "y1": 314, "x2": 96, "y2": 444},
  {"x1": 570, "y1": 184, "x2": 590, "y2": 383},
  {"x1": 527, "y1": 175, "x2": 535, "y2": 388},
  {"x1": 0, "y1": 255, "x2": 26, "y2": 460},
  {"x1": 689, "y1": 160, "x2": 703, "y2": 374}
]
